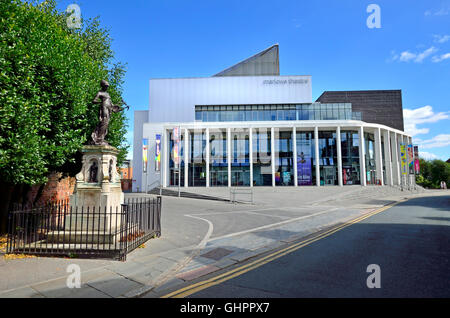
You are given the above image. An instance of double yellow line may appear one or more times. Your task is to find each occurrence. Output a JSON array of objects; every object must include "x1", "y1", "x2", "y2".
[{"x1": 162, "y1": 202, "x2": 401, "y2": 298}]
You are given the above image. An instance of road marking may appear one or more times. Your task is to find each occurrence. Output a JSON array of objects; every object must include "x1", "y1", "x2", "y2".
[
  {"x1": 162, "y1": 202, "x2": 402, "y2": 298},
  {"x1": 190, "y1": 206, "x2": 315, "y2": 217},
  {"x1": 184, "y1": 215, "x2": 214, "y2": 250},
  {"x1": 147, "y1": 215, "x2": 215, "y2": 290},
  {"x1": 207, "y1": 207, "x2": 339, "y2": 242},
  {"x1": 238, "y1": 210, "x2": 291, "y2": 219}
]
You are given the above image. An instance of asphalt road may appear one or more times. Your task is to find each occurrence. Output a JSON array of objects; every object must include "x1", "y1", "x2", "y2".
[{"x1": 185, "y1": 195, "x2": 450, "y2": 298}]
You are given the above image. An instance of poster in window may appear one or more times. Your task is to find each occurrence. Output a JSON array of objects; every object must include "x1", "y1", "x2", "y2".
[{"x1": 297, "y1": 139, "x2": 312, "y2": 185}]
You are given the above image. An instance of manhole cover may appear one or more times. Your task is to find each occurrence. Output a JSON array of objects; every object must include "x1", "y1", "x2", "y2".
[{"x1": 200, "y1": 248, "x2": 233, "y2": 261}]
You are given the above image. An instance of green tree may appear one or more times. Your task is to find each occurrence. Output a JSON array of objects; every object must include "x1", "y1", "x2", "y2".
[
  {"x1": 416, "y1": 158, "x2": 450, "y2": 189},
  {"x1": 0, "y1": 0, "x2": 129, "y2": 233},
  {"x1": 430, "y1": 160, "x2": 450, "y2": 187}
]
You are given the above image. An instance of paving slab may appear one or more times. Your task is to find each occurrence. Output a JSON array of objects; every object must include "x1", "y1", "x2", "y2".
[
  {"x1": 86, "y1": 272, "x2": 144, "y2": 297},
  {"x1": 0, "y1": 286, "x2": 44, "y2": 298}
]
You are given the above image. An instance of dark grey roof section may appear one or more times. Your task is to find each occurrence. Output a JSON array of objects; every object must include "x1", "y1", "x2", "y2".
[
  {"x1": 213, "y1": 44, "x2": 280, "y2": 77},
  {"x1": 316, "y1": 90, "x2": 404, "y2": 131}
]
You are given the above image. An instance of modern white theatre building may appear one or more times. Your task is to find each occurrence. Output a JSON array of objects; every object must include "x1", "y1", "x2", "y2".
[{"x1": 133, "y1": 44, "x2": 414, "y2": 192}]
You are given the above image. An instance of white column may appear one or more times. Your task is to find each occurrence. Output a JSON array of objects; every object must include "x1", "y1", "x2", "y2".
[
  {"x1": 184, "y1": 128, "x2": 189, "y2": 188},
  {"x1": 314, "y1": 126, "x2": 320, "y2": 187},
  {"x1": 383, "y1": 129, "x2": 393, "y2": 186},
  {"x1": 249, "y1": 127, "x2": 253, "y2": 187},
  {"x1": 336, "y1": 126, "x2": 343, "y2": 186},
  {"x1": 392, "y1": 133, "x2": 400, "y2": 185},
  {"x1": 271, "y1": 127, "x2": 275, "y2": 187},
  {"x1": 359, "y1": 126, "x2": 366, "y2": 186},
  {"x1": 227, "y1": 128, "x2": 231, "y2": 187},
  {"x1": 374, "y1": 127, "x2": 384, "y2": 186},
  {"x1": 206, "y1": 128, "x2": 210, "y2": 188},
  {"x1": 293, "y1": 127, "x2": 298, "y2": 187},
  {"x1": 163, "y1": 129, "x2": 168, "y2": 188}
]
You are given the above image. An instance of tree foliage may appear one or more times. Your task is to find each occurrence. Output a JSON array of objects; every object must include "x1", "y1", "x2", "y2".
[
  {"x1": 0, "y1": 0, "x2": 129, "y2": 187},
  {"x1": 416, "y1": 159, "x2": 450, "y2": 189}
]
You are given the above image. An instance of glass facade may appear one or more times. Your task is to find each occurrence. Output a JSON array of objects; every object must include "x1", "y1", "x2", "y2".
[
  {"x1": 164, "y1": 127, "x2": 392, "y2": 188},
  {"x1": 296, "y1": 131, "x2": 315, "y2": 186},
  {"x1": 274, "y1": 130, "x2": 294, "y2": 186},
  {"x1": 252, "y1": 128, "x2": 272, "y2": 186},
  {"x1": 318, "y1": 132, "x2": 338, "y2": 186},
  {"x1": 188, "y1": 131, "x2": 206, "y2": 186},
  {"x1": 231, "y1": 129, "x2": 250, "y2": 186},
  {"x1": 365, "y1": 133, "x2": 377, "y2": 185},
  {"x1": 209, "y1": 129, "x2": 228, "y2": 186},
  {"x1": 195, "y1": 103, "x2": 361, "y2": 122},
  {"x1": 169, "y1": 131, "x2": 185, "y2": 186},
  {"x1": 341, "y1": 131, "x2": 361, "y2": 185}
]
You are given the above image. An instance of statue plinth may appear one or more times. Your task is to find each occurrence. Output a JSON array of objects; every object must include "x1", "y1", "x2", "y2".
[{"x1": 67, "y1": 145, "x2": 124, "y2": 232}]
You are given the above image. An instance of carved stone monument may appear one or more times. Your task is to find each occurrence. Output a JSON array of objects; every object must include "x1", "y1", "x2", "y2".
[
  {"x1": 66, "y1": 80, "x2": 128, "y2": 235},
  {"x1": 45, "y1": 80, "x2": 130, "y2": 246},
  {"x1": 72, "y1": 145, "x2": 123, "y2": 210}
]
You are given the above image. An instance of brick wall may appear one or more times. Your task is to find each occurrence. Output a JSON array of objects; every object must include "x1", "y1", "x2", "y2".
[
  {"x1": 316, "y1": 90, "x2": 404, "y2": 131},
  {"x1": 27, "y1": 172, "x2": 76, "y2": 205}
]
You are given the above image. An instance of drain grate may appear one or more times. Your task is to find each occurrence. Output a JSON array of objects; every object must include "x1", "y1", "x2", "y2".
[{"x1": 200, "y1": 247, "x2": 233, "y2": 261}]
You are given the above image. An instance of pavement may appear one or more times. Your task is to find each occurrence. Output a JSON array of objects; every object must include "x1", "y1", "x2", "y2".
[{"x1": 0, "y1": 184, "x2": 446, "y2": 298}]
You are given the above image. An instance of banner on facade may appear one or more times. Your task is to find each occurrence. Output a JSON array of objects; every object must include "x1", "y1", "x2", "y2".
[
  {"x1": 143, "y1": 138, "x2": 148, "y2": 173},
  {"x1": 407, "y1": 144, "x2": 414, "y2": 174},
  {"x1": 400, "y1": 143, "x2": 407, "y2": 175},
  {"x1": 155, "y1": 134, "x2": 161, "y2": 172},
  {"x1": 414, "y1": 145, "x2": 420, "y2": 174},
  {"x1": 297, "y1": 139, "x2": 312, "y2": 185},
  {"x1": 172, "y1": 127, "x2": 180, "y2": 169}
]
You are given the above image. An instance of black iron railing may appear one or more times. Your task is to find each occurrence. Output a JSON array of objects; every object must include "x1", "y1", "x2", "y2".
[{"x1": 6, "y1": 197, "x2": 161, "y2": 261}]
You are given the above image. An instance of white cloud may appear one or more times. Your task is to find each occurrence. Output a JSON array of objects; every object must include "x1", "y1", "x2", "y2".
[
  {"x1": 403, "y1": 105, "x2": 449, "y2": 136},
  {"x1": 414, "y1": 46, "x2": 438, "y2": 63},
  {"x1": 432, "y1": 53, "x2": 450, "y2": 62},
  {"x1": 396, "y1": 47, "x2": 438, "y2": 63},
  {"x1": 425, "y1": 6, "x2": 449, "y2": 16},
  {"x1": 435, "y1": 8, "x2": 450, "y2": 16},
  {"x1": 399, "y1": 51, "x2": 416, "y2": 62},
  {"x1": 419, "y1": 151, "x2": 439, "y2": 160},
  {"x1": 433, "y1": 34, "x2": 450, "y2": 43},
  {"x1": 417, "y1": 134, "x2": 450, "y2": 149}
]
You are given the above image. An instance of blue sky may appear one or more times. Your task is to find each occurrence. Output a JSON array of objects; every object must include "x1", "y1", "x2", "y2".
[{"x1": 57, "y1": 0, "x2": 450, "y2": 160}]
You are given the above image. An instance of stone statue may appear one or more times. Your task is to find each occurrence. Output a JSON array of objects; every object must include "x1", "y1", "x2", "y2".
[
  {"x1": 89, "y1": 161, "x2": 98, "y2": 183},
  {"x1": 90, "y1": 80, "x2": 129, "y2": 146}
]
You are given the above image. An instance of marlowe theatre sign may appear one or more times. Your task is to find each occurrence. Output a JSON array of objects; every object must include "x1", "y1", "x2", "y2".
[{"x1": 262, "y1": 78, "x2": 309, "y2": 85}]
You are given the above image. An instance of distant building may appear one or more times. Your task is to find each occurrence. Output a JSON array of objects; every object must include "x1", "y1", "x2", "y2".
[
  {"x1": 120, "y1": 159, "x2": 133, "y2": 192},
  {"x1": 133, "y1": 44, "x2": 413, "y2": 192}
]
